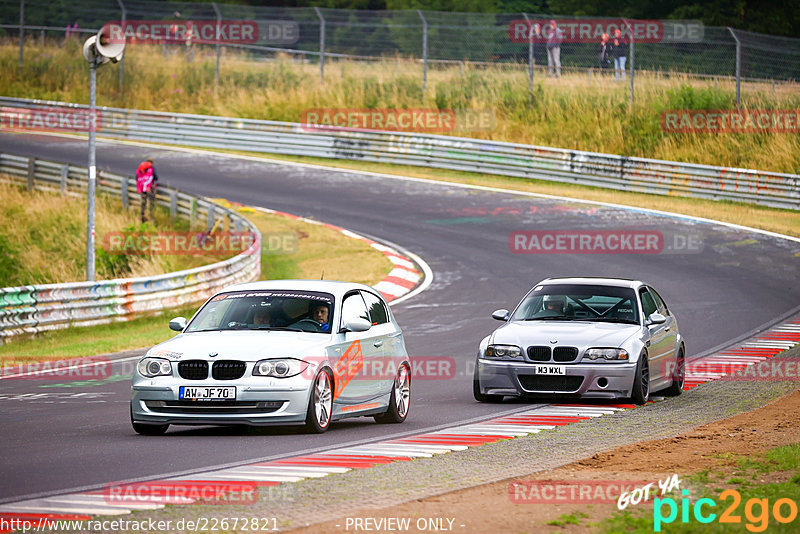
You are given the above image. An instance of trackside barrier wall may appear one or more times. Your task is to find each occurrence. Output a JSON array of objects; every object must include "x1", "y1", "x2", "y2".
[
  {"x1": 0, "y1": 96, "x2": 797, "y2": 210},
  {"x1": 0, "y1": 152, "x2": 261, "y2": 342}
]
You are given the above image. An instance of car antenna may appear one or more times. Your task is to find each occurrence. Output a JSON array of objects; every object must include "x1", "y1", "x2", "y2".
[{"x1": 320, "y1": 270, "x2": 324, "y2": 280}]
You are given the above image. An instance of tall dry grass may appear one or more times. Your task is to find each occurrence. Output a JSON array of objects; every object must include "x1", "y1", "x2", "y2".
[
  {"x1": 0, "y1": 181, "x2": 233, "y2": 286},
  {"x1": 1, "y1": 38, "x2": 798, "y2": 174}
]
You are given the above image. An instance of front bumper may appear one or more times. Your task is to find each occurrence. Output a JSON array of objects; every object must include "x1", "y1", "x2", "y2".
[
  {"x1": 476, "y1": 358, "x2": 637, "y2": 399},
  {"x1": 131, "y1": 375, "x2": 312, "y2": 426}
]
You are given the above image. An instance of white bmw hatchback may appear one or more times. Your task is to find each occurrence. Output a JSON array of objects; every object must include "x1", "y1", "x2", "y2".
[{"x1": 131, "y1": 280, "x2": 411, "y2": 434}]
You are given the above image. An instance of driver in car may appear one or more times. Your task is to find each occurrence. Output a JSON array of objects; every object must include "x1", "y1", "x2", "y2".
[
  {"x1": 310, "y1": 303, "x2": 331, "y2": 332},
  {"x1": 253, "y1": 307, "x2": 271, "y2": 325},
  {"x1": 543, "y1": 295, "x2": 566, "y2": 314}
]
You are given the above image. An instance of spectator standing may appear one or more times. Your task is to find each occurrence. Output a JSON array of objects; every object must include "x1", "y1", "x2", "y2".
[
  {"x1": 136, "y1": 157, "x2": 158, "y2": 223},
  {"x1": 598, "y1": 33, "x2": 612, "y2": 70},
  {"x1": 546, "y1": 19, "x2": 563, "y2": 77},
  {"x1": 612, "y1": 28, "x2": 628, "y2": 81}
]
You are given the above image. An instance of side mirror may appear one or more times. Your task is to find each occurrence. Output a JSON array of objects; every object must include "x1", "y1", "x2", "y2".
[
  {"x1": 491, "y1": 309, "x2": 510, "y2": 321},
  {"x1": 647, "y1": 313, "x2": 666, "y2": 326},
  {"x1": 341, "y1": 318, "x2": 371, "y2": 333},
  {"x1": 169, "y1": 317, "x2": 187, "y2": 332}
]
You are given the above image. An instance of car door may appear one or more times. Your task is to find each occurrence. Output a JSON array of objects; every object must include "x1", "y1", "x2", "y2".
[
  {"x1": 648, "y1": 286, "x2": 679, "y2": 383},
  {"x1": 639, "y1": 287, "x2": 671, "y2": 385},
  {"x1": 329, "y1": 291, "x2": 383, "y2": 407},
  {"x1": 361, "y1": 290, "x2": 400, "y2": 393}
]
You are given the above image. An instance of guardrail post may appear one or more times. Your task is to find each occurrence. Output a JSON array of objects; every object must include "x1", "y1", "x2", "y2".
[
  {"x1": 18, "y1": 0, "x2": 24, "y2": 75},
  {"x1": 212, "y1": 2, "x2": 221, "y2": 92},
  {"x1": 522, "y1": 13, "x2": 534, "y2": 93},
  {"x1": 26, "y1": 157, "x2": 34, "y2": 191},
  {"x1": 121, "y1": 176, "x2": 128, "y2": 207},
  {"x1": 169, "y1": 190, "x2": 177, "y2": 218},
  {"x1": 417, "y1": 10, "x2": 428, "y2": 97},
  {"x1": 207, "y1": 204, "x2": 215, "y2": 231},
  {"x1": 190, "y1": 197, "x2": 197, "y2": 223},
  {"x1": 314, "y1": 7, "x2": 325, "y2": 85},
  {"x1": 60, "y1": 164, "x2": 68, "y2": 195},
  {"x1": 117, "y1": 0, "x2": 126, "y2": 93},
  {"x1": 728, "y1": 27, "x2": 741, "y2": 109}
]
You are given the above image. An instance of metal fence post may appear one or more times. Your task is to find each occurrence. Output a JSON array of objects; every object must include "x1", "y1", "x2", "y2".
[
  {"x1": 60, "y1": 164, "x2": 68, "y2": 195},
  {"x1": 728, "y1": 27, "x2": 741, "y2": 109},
  {"x1": 18, "y1": 0, "x2": 24, "y2": 75},
  {"x1": 314, "y1": 7, "x2": 325, "y2": 85},
  {"x1": 522, "y1": 13, "x2": 533, "y2": 93},
  {"x1": 206, "y1": 204, "x2": 215, "y2": 231},
  {"x1": 417, "y1": 10, "x2": 428, "y2": 96},
  {"x1": 117, "y1": 0, "x2": 126, "y2": 93},
  {"x1": 121, "y1": 176, "x2": 128, "y2": 207},
  {"x1": 170, "y1": 190, "x2": 177, "y2": 218},
  {"x1": 212, "y1": 2, "x2": 221, "y2": 91},
  {"x1": 87, "y1": 59, "x2": 98, "y2": 282},
  {"x1": 625, "y1": 20, "x2": 635, "y2": 107},
  {"x1": 27, "y1": 157, "x2": 34, "y2": 191}
]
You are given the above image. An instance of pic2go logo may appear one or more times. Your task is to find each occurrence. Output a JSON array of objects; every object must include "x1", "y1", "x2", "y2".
[{"x1": 654, "y1": 489, "x2": 798, "y2": 532}]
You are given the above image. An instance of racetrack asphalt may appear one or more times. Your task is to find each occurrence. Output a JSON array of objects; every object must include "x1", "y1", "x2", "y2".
[{"x1": 0, "y1": 132, "x2": 798, "y2": 503}]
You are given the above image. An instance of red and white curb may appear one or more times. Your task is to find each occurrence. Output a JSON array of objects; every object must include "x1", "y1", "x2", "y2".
[
  {"x1": 252, "y1": 207, "x2": 426, "y2": 303},
  {"x1": 2, "y1": 319, "x2": 797, "y2": 528}
]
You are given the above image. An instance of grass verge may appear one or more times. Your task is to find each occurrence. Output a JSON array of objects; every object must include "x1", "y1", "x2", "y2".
[{"x1": 0, "y1": 203, "x2": 392, "y2": 364}]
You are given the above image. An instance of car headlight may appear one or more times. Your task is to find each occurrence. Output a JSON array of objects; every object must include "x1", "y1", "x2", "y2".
[
  {"x1": 584, "y1": 348, "x2": 629, "y2": 361},
  {"x1": 253, "y1": 358, "x2": 308, "y2": 378},
  {"x1": 137, "y1": 357, "x2": 172, "y2": 377},
  {"x1": 485, "y1": 345, "x2": 522, "y2": 359}
]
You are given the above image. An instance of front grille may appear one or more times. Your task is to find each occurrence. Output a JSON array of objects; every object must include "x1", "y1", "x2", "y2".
[
  {"x1": 518, "y1": 374, "x2": 584, "y2": 392},
  {"x1": 178, "y1": 360, "x2": 208, "y2": 380},
  {"x1": 527, "y1": 346, "x2": 551, "y2": 361},
  {"x1": 212, "y1": 360, "x2": 247, "y2": 380},
  {"x1": 553, "y1": 346, "x2": 579, "y2": 362},
  {"x1": 145, "y1": 400, "x2": 284, "y2": 415}
]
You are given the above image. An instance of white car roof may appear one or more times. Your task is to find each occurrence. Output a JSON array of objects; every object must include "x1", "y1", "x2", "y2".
[
  {"x1": 218, "y1": 279, "x2": 381, "y2": 299},
  {"x1": 538, "y1": 277, "x2": 644, "y2": 289}
]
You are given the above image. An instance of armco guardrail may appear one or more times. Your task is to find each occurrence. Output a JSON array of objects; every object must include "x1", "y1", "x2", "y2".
[
  {"x1": 0, "y1": 152, "x2": 261, "y2": 342},
  {"x1": 0, "y1": 96, "x2": 798, "y2": 210}
]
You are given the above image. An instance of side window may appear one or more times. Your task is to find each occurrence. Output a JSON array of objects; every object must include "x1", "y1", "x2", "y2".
[
  {"x1": 640, "y1": 289, "x2": 658, "y2": 318},
  {"x1": 361, "y1": 291, "x2": 389, "y2": 325},
  {"x1": 649, "y1": 287, "x2": 669, "y2": 315},
  {"x1": 341, "y1": 293, "x2": 370, "y2": 326}
]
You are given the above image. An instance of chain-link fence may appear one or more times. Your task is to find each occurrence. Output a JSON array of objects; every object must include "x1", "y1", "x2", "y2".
[{"x1": 1, "y1": 0, "x2": 799, "y2": 104}]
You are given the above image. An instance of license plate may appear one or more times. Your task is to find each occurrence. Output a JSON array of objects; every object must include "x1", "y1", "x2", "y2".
[
  {"x1": 534, "y1": 365, "x2": 566, "y2": 376},
  {"x1": 179, "y1": 386, "x2": 236, "y2": 401}
]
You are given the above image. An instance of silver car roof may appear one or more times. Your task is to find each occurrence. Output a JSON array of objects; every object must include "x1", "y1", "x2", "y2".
[
  {"x1": 537, "y1": 277, "x2": 644, "y2": 290},
  {"x1": 218, "y1": 279, "x2": 382, "y2": 300}
]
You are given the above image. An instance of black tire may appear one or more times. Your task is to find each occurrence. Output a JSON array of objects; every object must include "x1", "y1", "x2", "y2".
[
  {"x1": 663, "y1": 347, "x2": 685, "y2": 397},
  {"x1": 375, "y1": 362, "x2": 411, "y2": 424},
  {"x1": 473, "y1": 370, "x2": 503, "y2": 403},
  {"x1": 131, "y1": 407, "x2": 169, "y2": 435},
  {"x1": 304, "y1": 368, "x2": 333, "y2": 433},
  {"x1": 630, "y1": 353, "x2": 650, "y2": 405}
]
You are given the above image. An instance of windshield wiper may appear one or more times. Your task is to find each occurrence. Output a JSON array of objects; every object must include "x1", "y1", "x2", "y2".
[
  {"x1": 522, "y1": 316, "x2": 575, "y2": 321},
  {"x1": 248, "y1": 326, "x2": 304, "y2": 332},
  {"x1": 573, "y1": 317, "x2": 639, "y2": 325}
]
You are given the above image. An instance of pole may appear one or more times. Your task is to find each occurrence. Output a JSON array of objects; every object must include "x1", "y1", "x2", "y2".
[
  {"x1": 87, "y1": 60, "x2": 97, "y2": 281},
  {"x1": 313, "y1": 7, "x2": 325, "y2": 85},
  {"x1": 728, "y1": 27, "x2": 741, "y2": 109},
  {"x1": 18, "y1": 0, "x2": 24, "y2": 75},
  {"x1": 522, "y1": 13, "x2": 533, "y2": 93},
  {"x1": 417, "y1": 10, "x2": 428, "y2": 96},
  {"x1": 212, "y1": 2, "x2": 221, "y2": 91},
  {"x1": 117, "y1": 0, "x2": 126, "y2": 93},
  {"x1": 624, "y1": 19, "x2": 634, "y2": 108}
]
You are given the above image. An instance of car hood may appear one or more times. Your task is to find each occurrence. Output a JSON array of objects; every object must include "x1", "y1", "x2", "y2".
[
  {"x1": 147, "y1": 330, "x2": 331, "y2": 362},
  {"x1": 491, "y1": 320, "x2": 641, "y2": 349}
]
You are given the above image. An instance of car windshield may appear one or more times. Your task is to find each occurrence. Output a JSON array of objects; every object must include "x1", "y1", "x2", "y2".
[
  {"x1": 511, "y1": 284, "x2": 640, "y2": 325},
  {"x1": 185, "y1": 290, "x2": 335, "y2": 333}
]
